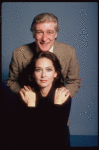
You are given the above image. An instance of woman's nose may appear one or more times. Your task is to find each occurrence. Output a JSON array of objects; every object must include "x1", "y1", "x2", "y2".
[{"x1": 41, "y1": 70, "x2": 46, "y2": 77}]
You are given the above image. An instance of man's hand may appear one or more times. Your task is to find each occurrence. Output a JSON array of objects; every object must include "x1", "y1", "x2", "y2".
[
  {"x1": 19, "y1": 86, "x2": 36, "y2": 107},
  {"x1": 54, "y1": 87, "x2": 71, "y2": 105}
]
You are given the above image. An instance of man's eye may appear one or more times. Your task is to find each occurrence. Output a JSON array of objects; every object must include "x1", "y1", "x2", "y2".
[
  {"x1": 47, "y1": 31, "x2": 54, "y2": 34},
  {"x1": 36, "y1": 31, "x2": 42, "y2": 34}
]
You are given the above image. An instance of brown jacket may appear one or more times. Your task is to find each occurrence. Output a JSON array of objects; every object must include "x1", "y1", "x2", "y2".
[{"x1": 6, "y1": 41, "x2": 81, "y2": 97}]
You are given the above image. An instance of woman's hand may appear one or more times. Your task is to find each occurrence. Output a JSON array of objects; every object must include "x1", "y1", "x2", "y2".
[
  {"x1": 19, "y1": 86, "x2": 36, "y2": 107},
  {"x1": 54, "y1": 87, "x2": 71, "y2": 105}
]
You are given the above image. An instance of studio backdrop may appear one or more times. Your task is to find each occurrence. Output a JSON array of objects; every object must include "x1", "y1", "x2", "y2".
[{"x1": 2, "y1": 2, "x2": 98, "y2": 137}]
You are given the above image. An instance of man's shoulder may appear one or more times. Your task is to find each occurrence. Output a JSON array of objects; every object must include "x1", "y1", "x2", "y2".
[
  {"x1": 14, "y1": 42, "x2": 36, "y2": 54},
  {"x1": 54, "y1": 41, "x2": 76, "y2": 57},
  {"x1": 54, "y1": 41, "x2": 75, "y2": 51}
]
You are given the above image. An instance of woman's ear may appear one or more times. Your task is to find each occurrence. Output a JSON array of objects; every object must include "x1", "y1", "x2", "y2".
[
  {"x1": 54, "y1": 72, "x2": 58, "y2": 82},
  {"x1": 54, "y1": 72, "x2": 57, "y2": 78}
]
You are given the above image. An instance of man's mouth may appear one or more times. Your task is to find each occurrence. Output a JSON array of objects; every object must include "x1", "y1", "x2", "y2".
[{"x1": 40, "y1": 42, "x2": 49, "y2": 45}]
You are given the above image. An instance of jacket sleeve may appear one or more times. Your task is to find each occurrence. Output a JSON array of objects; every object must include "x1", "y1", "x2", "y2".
[
  {"x1": 65, "y1": 49, "x2": 81, "y2": 98},
  {"x1": 6, "y1": 50, "x2": 22, "y2": 94},
  {"x1": 52, "y1": 96, "x2": 72, "y2": 129}
]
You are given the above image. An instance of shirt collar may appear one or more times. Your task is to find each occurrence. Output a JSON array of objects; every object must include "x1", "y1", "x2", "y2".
[
  {"x1": 49, "y1": 46, "x2": 53, "y2": 53},
  {"x1": 36, "y1": 45, "x2": 53, "y2": 53}
]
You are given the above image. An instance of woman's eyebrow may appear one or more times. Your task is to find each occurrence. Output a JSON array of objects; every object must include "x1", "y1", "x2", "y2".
[
  {"x1": 46, "y1": 66, "x2": 53, "y2": 68},
  {"x1": 35, "y1": 66, "x2": 53, "y2": 68}
]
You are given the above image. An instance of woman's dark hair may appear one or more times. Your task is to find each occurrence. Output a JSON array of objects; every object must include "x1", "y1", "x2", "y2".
[{"x1": 24, "y1": 51, "x2": 64, "y2": 89}]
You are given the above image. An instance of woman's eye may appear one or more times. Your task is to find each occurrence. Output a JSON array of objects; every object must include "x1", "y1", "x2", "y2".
[
  {"x1": 35, "y1": 69, "x2": 41, "y2": 72},
  {"x1": 46, "y1": 69, "x2": 52, "y2": 72}
]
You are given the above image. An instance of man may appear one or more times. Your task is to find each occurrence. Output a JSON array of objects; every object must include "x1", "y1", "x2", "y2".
[{"x1": 6, "y1": 13, "x2": 81, "y2": 99}]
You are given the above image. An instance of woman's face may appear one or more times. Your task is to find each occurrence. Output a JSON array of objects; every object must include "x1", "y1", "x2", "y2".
[{"x1": 33, "y1": 57, "x2": 57, "y2": 89}]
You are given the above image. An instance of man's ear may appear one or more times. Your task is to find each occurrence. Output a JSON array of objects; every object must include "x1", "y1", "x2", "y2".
[
  {"x1": 33, "y1": 33, "x2": 35, "y2": 39},
  {"x1": 55, "y1": 32, "x2": 58, "y2": 39}
]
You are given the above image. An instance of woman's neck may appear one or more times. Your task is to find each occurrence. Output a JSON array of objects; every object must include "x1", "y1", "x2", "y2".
[{"x1": 40, "y1": 85, "x2": 52, "y2": 97}]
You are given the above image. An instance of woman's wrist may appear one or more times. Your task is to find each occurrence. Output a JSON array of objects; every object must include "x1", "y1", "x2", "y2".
[
  {"x1": 27, "y1": 101, "x2": 36, "y2": 107},
  {"x1": 27, "y1": 104, "x2": 36, "y2": 107}
]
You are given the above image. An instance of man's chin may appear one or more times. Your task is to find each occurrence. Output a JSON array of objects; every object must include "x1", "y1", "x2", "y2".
[
  {"x1": 39, "y1": 47, "x2": 50, "y2": 52},
  {"x1": 39, "y1": 44, "x2": 51, "y2": 52},
  {"x1": 40, "y1": 49, "x2": 49, "y2": 52}
]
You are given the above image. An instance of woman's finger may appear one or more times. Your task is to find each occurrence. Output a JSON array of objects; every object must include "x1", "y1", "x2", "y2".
[
  {"x1": 59, "y1": 87, "x2": 66, "y2": 94},
  {"x1": 20, "y1": 88, "x2": 27, "y2": 95},
  {"x1": 65, "y1": 92, "x2": 70, "y2": 100},
  {"x1": 65, "y1": 91, "x2": 70, "y2": 97},
  {"x1": 55, "y1": 88, "x2": 59, "y2": 93},
  {"x1": 20, "y1": 90, "x2": 25, "y2": 100},
  {"x1": 20, "y1": 90, "x2": 28, "y2": 104},
  {"x1": 27, "y1": 86, "x2": 31, "y2": 90},
  {"x1": 60, "y1": 87, "x2": 70, "y2": 96},
  {"x1": 23, "y1": 85, "x2": 29, "y2": 91}
]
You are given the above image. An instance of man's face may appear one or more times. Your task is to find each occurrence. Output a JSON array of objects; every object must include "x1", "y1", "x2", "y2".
[{"x1": 34, "y1": 22, "x2": 58, "y2": 51}]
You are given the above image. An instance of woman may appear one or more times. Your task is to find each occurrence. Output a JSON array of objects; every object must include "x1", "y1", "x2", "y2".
[{"x1": 18, "y1": 51, "x2": 71, "y2": 149}]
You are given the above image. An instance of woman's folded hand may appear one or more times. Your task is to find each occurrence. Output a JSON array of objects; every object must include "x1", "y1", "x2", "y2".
[
  {"x1": 54, "y1": 87, "x2": 70, "y2": 105},
  {"x1": 19, "y1": 85, "x2": 36, "y2": 107}
]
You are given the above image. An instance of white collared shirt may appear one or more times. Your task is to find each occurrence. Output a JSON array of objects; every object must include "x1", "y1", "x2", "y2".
[{"x1": 49, "y1": 46, "x2": 53, "y2": 53}]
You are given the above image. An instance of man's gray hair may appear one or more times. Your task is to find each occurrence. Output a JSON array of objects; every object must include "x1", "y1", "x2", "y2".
[{"x1": 30, "y1": 13, "x2": 59, "y2": 37}]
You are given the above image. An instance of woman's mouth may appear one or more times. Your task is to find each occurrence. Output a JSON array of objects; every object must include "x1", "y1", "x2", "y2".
[{"x1": 40, "y1": 80, "x2": 47, "y2": 83}]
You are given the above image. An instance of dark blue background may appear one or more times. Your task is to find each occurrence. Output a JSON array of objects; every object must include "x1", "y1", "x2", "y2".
[{"x1": 2, "y1": 2, "x2": 98, "y2": 147}]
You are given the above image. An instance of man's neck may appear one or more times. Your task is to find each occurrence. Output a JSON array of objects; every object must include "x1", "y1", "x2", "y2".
[{"x1": 36, "y1": 45, "x2": 53, "y2": 53}]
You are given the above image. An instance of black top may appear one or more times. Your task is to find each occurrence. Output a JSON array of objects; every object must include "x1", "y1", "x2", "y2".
[{"x1": 18, "y1": 86, "x2": 71, "y2": 148}]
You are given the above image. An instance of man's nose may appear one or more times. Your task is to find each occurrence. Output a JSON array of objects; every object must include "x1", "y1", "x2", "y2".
[{"x1": 42, "y1": 33, "x2": 47, "y2": 42}]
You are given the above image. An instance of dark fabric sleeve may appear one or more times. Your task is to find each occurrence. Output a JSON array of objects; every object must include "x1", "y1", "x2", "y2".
[
  {"x1": 17, "y1": 104, "x2": 40, "y2": 149},
  {"x1": 53, "y1": 96, "x2": 72, "y2": 124},
  {"x1": 50, "y1": 96, "x2": 72, "y2": 146}
]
